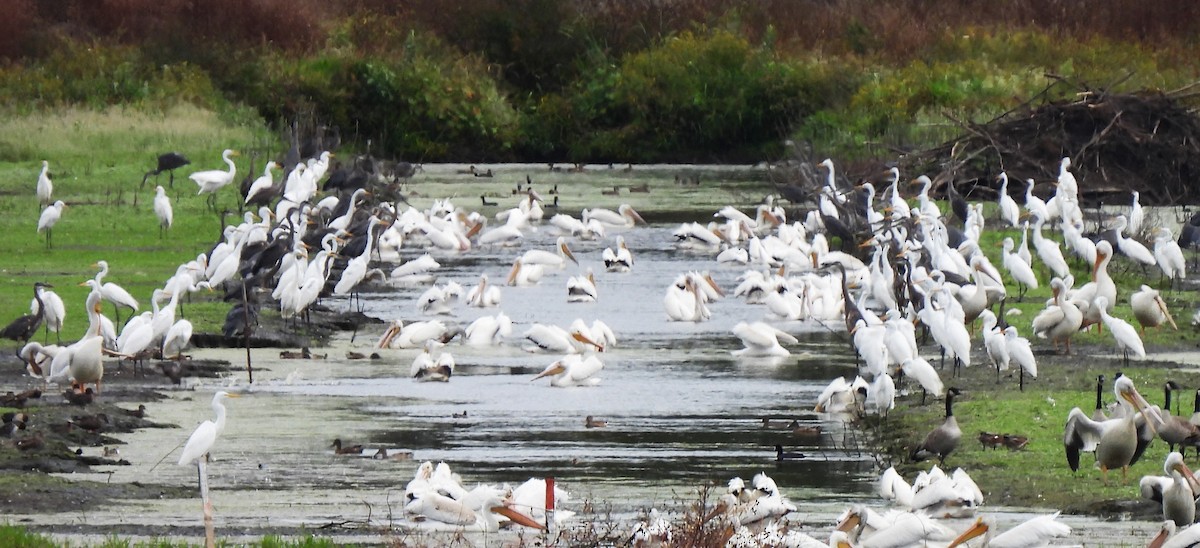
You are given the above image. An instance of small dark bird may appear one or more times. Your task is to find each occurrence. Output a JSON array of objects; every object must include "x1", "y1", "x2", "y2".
[
  {"x1": 791, "y1": 424, "x2": 823, "y2": 438},
  {"x1": 103, "y1": 447, "x2": 120, "y2": 457},
  {"x1": 0, "y1": 421, "x2": 26, "y2": 438},
  {"x1": 481, "y1": 195, "x2": 498, "y2": 206},
  {"x1": 142, "y1": 152, "x2": 191, "y2": 189},
  {"x1": 373, "y1": 447, "x2": 414, "y2": 461},
  {"x1": 585, "y1": 415, "x2": 608, "y2": 428},
  {"x1": 65, "y1": 386, "x2": 96, "y2": 406},
  {"x1": 775, "y1": 444, "x2": 805, "y2": 461},
  {"x1": 121, "y1": 404, "x2": 148, "y2": 419},
  {"x1": 2, "y1": 282, "x2": 50, "y2": 346},
  {"x1": 70, "y1": 413, "x2": 110, "y2": 433},
  {"x1": 159, "y1": 361, "x2": 183, "y2": 385},
  {"x1": 978, "y1": 431, "x2": 1004, "y2": 450},
  {"x1": 346, "y1": 351, "x2": 367, "y2": 360},
  {"x1": 1003, "y1": 434, "x2": 1029, "y2": 451},
  {"x1": 331, "y1": 438, "x2": 364, "y2": 455},
  {"x1": 15, "y1": 431, "x2": 44, "y2": 451},
  {"x1": 911, "y1": 387, "x2": 963, "y2": 464},
  {"x1": 452, "y1": 410, "x2": 468, "y2": 419},
  {"x1": 0, "y1": 388, "x2": 42, "y2": 408}
]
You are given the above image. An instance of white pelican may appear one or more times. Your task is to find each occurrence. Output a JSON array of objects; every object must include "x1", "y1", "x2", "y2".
[
  {"x1": 877, "y1": 466, "x2": 915, "y2": 508},
  {"x1": 549, "y1": 212, "x2": 605, "y2": 240},
  {"x1": 569, "y1": 318, "x2": 616, "y2": 350},
  {"x1": 464, "y1": 313, "x2": 512, "y2": 346},
  {"x1": 391, "y1": 253, "x2": 441, "y2": 285},
  {"x1": 377, "y1": 320, "x2": 449, "y2": 349},
  {"x1": 566, "y1": 268, "x2": 597, "y2": 303},
  {"x1": 1150, "y1": 520, "x2": 1200, "y2": 548},
  {"x1": 410, "y1": 340, "x2": 453, "y2": 382},
  {"x1": 162, "y1": 319, "x2": 193, "y2": 360},
  {"x1": 1095, "y1": 296, "x2": 1145, "y2": 363},
  {"x1": 731, "y1": 321, "x2": 797, "y2": 358},
  {"x1": 515, "y1": 236, "x2": 577, "y2": 270},
  {"x1": 404, "y1": 489, "x2": 544, "y2": 532},
  {"x1": 946, "y1": 512, "x2": 1071, "y2": 547},
  {"x1": 1067, "y1": 240, "x2": 1116, "y2": 331},
  {"x1": 1031, "y1": 277, "x2": 1083, "y2": 355},
  {"x1": 719, "y1": 472, "x2": 796, "y2": 529},
  {"x1": 1064, "y1": 375, "x2": 1163, "y2": 482},
  {"x1": 1154, "y1": 227, "x2": 1187, "y2": 284},
  {"x1": 672, "y1": 221, "x2": 723, "y2": 249},
  {"x1": 510, "y1": 477, "x2": 575, "y2": 525},
  {"x1": 189, "y1": 149, "x2": 238, "y2": 205},
  {"x1": 153, "y1": 185, "x2": 173, "y2": 236},
  {"x1": 36, "y1": 160, "x2": 52, "y2": 206},
  {"x1": 19, "y1": 342, "x2": 60, "y2": 379},
  {"x1": 522, "y1": 323, "x2": 602, "y2": 353},
  {"x1": 1132, "y1": 284, "x2": 1177, "y2": 335},
  {"x1": 466, "y1": 274, "x2": 502, "y2": 307},
  {"x1": 531, "y1": 354, "x2": 604, "y2": 387},
  {"x1": 178, "y1": 391, "x2": 240, "y2": 465},
  {"x1": 584, "y1": 203, "x2": 645, "y2": 227},
  {"x1": 602, "y1": 235, "x2": 634, "y2": 272},
  {"x1": 836, "y1": 503, "x2": 956, "y2": 547},
  {"x1": 814, "y1": 376, "x2": 867, "y2": 414},
  {"x1": 418, "y1": 281, "x2": 464, "y2": 315},
  {"x1": 663, "y1": 275, "x2": 709, "y2": 322},
  {"x1": 1160, "y1": 451, "x2": 1200, "y2": 526}
]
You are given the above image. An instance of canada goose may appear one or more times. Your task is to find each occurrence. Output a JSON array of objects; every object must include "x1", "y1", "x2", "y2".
[
  {"x1": 1159, "y1": 381, "x2": 1200, "y2": 457},
  {"x1": 911, "y1": 387, "x2": 963, "y2": 465},
  {"x1": 1091, "y1": 374, "x2": 1108, "y2": 422}
]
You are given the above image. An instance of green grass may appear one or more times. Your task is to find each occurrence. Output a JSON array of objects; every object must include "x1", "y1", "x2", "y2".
[
  {"x1": 0, "y1": 105, "x2": 275, "y2": 338},
  {"x1": 0, "y1": 525, "x2": 341, "y2": 547}
]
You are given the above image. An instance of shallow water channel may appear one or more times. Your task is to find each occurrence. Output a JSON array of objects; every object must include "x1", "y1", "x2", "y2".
[{"x1": 23, "y1": 165, "x2": 1167, "y2": 545}]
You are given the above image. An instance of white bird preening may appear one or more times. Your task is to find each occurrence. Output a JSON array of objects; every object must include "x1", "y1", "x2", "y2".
[
  {"x1": 154, "y1": 185, "x2": 173, "y2": 238},
  {"x1": 410, "y1": 340, "x2": 454, "y2": 382},
  {"x1": 946, "y1": 512, "x2": 1071, "y2": 547},
  {"x1": 1095, "y1": 296, "x2": 1145, "y2": 364},
  {"x1": 531, "y1": 354, "x2": 604, "y2": 387},
  {"x1": 584, "y1": 203, "x2": 646, "y2": 228},
  {"x1": 566, "y1": 268, "x2": 597, "y2": 303},
  {"x1": 602, "y1": 235, "x2": 634, "y2": 272},
  {"x1": 731, "y1": 321, "x2": 797, "y2": 358},
  {"x1": 189, "y1": 148, "x2": 238, "y2": 210},
  {"x1": 466, "y1": 274, "x2": 502, "y2": 307},
  {"x1": 178, "y1": 391, "x2": 241, "y2": 548},
  {"x1": 36, "y1": 160, "x2": 53, "y2": 207},
  {"x1": 1131, "y1": 284, "x2": 1177, "y2": 335},
  {"x1": 37, "y1": 200, "x2": 66, "y2": 249}
]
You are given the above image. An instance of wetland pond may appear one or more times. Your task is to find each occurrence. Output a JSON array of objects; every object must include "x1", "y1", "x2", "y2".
[{"x1": 16, "y1": 164, "x2": 1169, "y2": 545}]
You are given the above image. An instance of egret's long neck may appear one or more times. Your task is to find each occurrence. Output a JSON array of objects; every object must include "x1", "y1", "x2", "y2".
[
  {"x1": 224, "y1": 153, "x2": 236, "y2": 175},
  {"x1": 213, "y1": 400, "x2": 227, "y2": 435}
]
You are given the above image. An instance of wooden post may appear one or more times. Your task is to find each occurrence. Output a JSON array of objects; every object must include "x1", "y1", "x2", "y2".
[
  {"x1": 544, "y1": 476, "x2": 555, "y2": 535},
  {"x1": 198, "y1": 457, "x2": 215, "y2": 548}
]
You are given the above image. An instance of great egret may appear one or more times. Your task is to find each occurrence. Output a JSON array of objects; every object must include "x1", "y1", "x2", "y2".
[
  {"x1": 996, "y1": 172, "x2": 1020, "y2": 228},
  {"x1": 37, "y1": 200, "x2": 65, "y2": 249},
  {"x1": 178, "y1": 391, "x2": 240, "y2": 466},
  {"x1": 154, "y1": 185, "x2": 173, "y2": 238},
  {"x1": 93, "y1": 260, "x2": 140, "y2": 324},
  {"x1": 190, "y1": 149, "x2": 238, "y2": 211},
  {"x1": 36, "y1": 160, "x2": 52, "y2": 207}
]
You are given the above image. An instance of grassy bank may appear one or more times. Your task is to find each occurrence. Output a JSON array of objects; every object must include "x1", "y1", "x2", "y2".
[{"x1": 0, "y1": 105, "x2": 272, "y2": 338}]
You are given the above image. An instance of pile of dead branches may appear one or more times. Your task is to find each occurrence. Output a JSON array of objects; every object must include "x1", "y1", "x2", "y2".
[{"x1": 903, "y1": 78, "x2": 1200, "y2": 206}]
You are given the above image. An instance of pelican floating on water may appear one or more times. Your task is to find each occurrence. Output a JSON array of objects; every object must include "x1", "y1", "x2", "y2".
[
  {"x1": 731, "y1": 321, "x2": 797, "y2": 357},
  {"x1": 531, "y1": 354, "x2": 604, "y2": 387}
]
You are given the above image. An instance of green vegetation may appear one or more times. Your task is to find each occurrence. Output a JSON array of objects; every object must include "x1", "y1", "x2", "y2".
[
  {"x1": 1, "y1": 1, "x2": 1197, "y2": 162},
  {"x1": 0, "y1": 106, "x2": 272, "y2": 336},
  {"x1": 0, "y1": 525, "x2": 339, "y2": 547}
]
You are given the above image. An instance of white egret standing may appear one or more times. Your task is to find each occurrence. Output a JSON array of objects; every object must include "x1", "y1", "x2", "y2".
[
  {"x1": 178, "y1": 391, "x2": 241, "y2": 548},
  {"x1": 1095, "y1": 296, "x2": 1145, "y2": 365},
  {"x1": 154, "y1": 185, "x2": 173, "y2": 238},
  {"x1": 37, "y1": 200, "x2": 65, "y2": 249},
  {"x1": 36, "y1": 160, "x2": 53, "y2": 207},
  {"x1": 190, "y1": 149, "x2": 238, "y2": 211}
]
